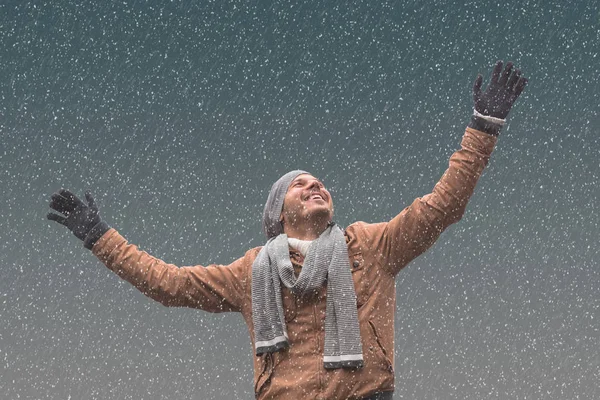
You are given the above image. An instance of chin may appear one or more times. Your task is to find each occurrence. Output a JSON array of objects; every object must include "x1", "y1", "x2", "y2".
[{"x1": 307, "y1": 206, "x2": 333, "y2": 222}]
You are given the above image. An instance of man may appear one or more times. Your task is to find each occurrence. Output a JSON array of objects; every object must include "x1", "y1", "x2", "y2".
[{"x1": 48, "y1": 61, "x2": 527, "y2": 400}]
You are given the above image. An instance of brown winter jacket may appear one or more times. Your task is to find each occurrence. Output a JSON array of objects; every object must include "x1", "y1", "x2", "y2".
[{"x1": 92, "y1": 127, "x2": 496, "y2": 400}]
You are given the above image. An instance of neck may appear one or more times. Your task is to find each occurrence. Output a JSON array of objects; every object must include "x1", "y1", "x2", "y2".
[{"x1": 283, "y1": 219, "x2": 329, "y2": 240}]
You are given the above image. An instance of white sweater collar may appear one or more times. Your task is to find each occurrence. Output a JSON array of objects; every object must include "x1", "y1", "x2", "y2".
[{"x1": 287, "y1": 237, "x2": 313, "y2": 257}]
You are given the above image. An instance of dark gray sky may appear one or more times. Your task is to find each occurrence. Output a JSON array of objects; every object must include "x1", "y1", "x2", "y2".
[{"x1": 2, "y1": 0, "x2": 599, "y2": 398}]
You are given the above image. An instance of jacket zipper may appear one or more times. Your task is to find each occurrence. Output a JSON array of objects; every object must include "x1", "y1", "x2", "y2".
[{"x1": 315, "y1": 303, "x2": 324, "y2": 392}]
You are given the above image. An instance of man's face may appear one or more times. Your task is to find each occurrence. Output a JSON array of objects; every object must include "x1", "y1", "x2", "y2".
[{"x1": 280, "y1": 174, "x2": 333, "y2": 226}]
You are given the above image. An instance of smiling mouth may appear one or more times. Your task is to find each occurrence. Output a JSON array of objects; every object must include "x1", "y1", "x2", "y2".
[{"x1": 307, "y1": 194, "x2": 324, "y2": 201}]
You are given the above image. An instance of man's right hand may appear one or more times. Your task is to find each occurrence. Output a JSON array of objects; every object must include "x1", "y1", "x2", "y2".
[{"x1": 47, "y1": 189, "x2": 110, "y2": 249}]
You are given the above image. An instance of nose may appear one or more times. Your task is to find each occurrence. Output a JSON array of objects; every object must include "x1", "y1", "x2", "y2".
[{"x1": 308, "y1": 181, "x2": 321, "y2": 192}]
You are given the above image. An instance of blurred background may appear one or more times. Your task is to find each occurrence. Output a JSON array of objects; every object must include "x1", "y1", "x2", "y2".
[{"x1": 1, "y1": 0, "x2": 598, "y2": 398}]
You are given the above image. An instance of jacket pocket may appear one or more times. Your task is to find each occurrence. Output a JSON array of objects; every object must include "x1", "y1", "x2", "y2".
[
  {"x1": 368, "y1": 320, "x2": 393, "y2": 373},
  {"x1": 254, "y1": 353, "x2": 275, "y2": 396},
  {"x1": 350, "y1": 252, "x2": 368, "y2": 307}
]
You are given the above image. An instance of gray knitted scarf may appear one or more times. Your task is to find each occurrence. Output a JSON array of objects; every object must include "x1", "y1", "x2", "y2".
[{"x1": 251, "y1": 170, "x2": 364, "y2": 369}]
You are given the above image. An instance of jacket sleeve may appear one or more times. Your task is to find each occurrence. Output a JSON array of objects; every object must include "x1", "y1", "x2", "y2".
[
  {"x1": 358, "y1": 127, "x2": 497, "y2": 277},
  {"x1": 91, "y1": 228, "x2": 253, "y2": 313}
]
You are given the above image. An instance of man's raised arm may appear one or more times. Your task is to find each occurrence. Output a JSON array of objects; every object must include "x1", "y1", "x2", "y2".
[
  {"x1": 47, "y1": 189, "x2": 251, "y2": 312},
  {"x1": 355, "y1": 60, "x2": 528, "y2": 276}
]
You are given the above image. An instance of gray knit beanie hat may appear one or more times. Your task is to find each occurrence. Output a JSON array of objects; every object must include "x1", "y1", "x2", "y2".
[{"x1": 262, "y1": 170, "x2": 308, "y2": 238}]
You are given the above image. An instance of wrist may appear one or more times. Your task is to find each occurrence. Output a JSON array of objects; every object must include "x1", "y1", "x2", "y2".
[
  {"x1": 83, "y1": 221, "x2": 111, "y2": 250},
  {"x1": 473, "y1": 108, "x2": 507, "y2": 124},
  {"x1": 468, "y1": 115, "x2": 502, "y2": 137}
]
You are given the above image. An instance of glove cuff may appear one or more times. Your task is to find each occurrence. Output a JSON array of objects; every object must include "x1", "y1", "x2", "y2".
[
  {"x1": 473, "y1": 108, "x2": 506, "y2": 125},
  {"x1": 83, "y1": 221, "x2": 111, "y2": 250},
  {"x1": 468, "y1": 115, "x2": 502, "y2": 137}
]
